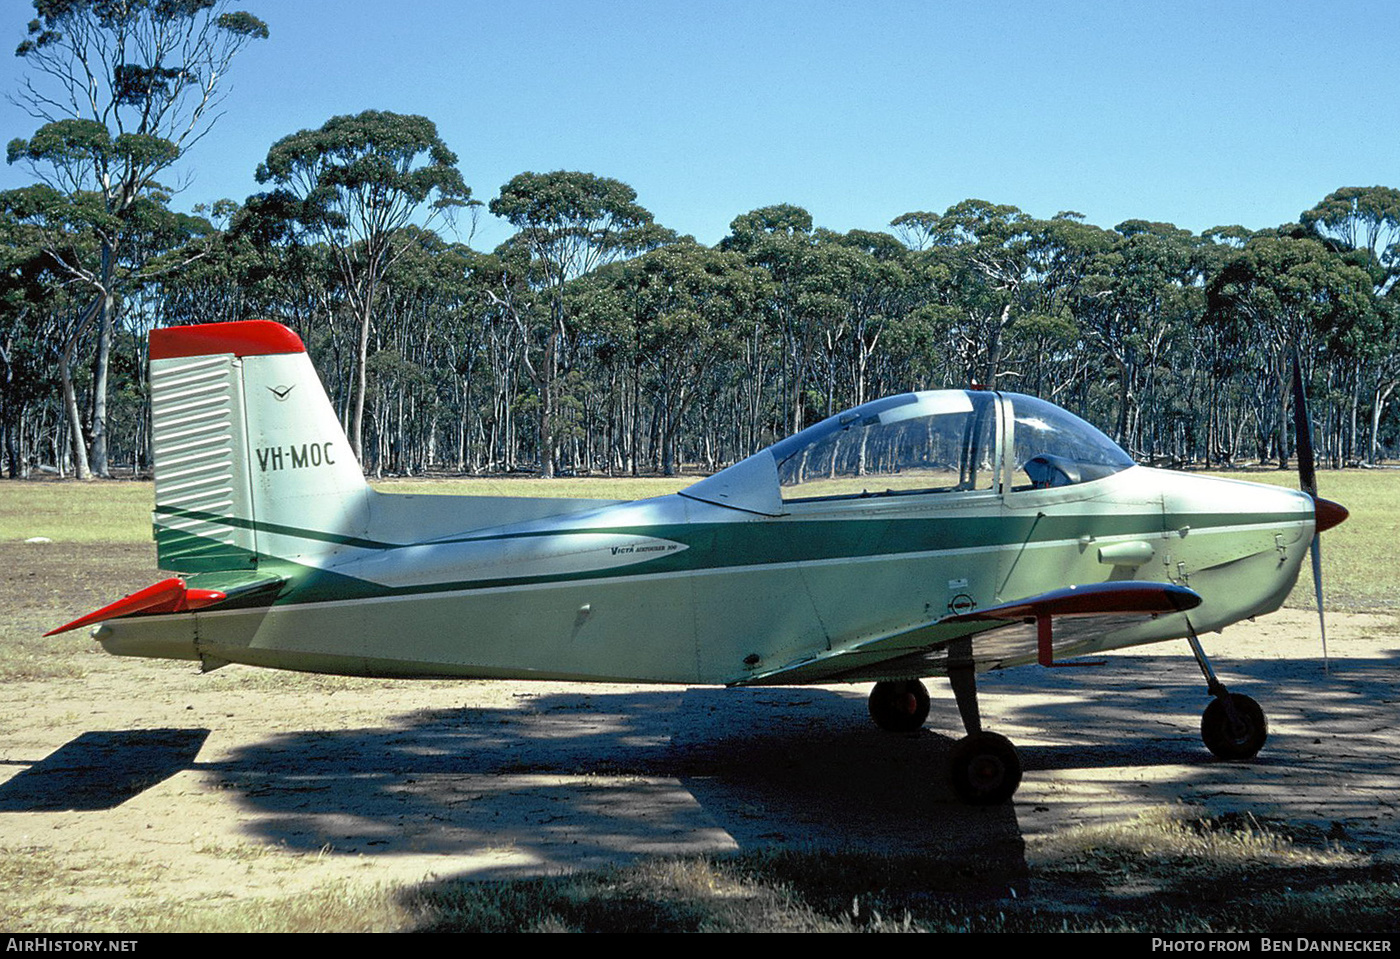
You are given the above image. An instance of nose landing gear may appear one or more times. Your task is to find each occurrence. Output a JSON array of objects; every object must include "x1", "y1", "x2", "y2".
[{"x1": 1187, "y1": 628, "x2": 1268, "y2": 760}]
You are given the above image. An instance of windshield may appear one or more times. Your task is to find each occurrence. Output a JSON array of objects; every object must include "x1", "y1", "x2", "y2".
[
  {"x1": 773, "y1": 391, "x2": 998, "y2": 501},
  {"x1": 1007, "y1": 393, "x2": 1134, "y2": 490}
]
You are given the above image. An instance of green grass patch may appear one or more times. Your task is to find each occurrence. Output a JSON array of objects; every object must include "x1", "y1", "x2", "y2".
[
  {"x1": 373, "y1": 475, "x2": 693, "y2": 500},
  {"x1": 1202, "y1": 469, "x2": 1400, "y2": 610},
  {"x1": 0, "y1": 480, "x2": 154, "y2": 544}
]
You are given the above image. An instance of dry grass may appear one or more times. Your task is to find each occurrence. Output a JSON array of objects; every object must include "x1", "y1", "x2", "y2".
[
  {"x1": 383, "y1": 809, "x2": 1396, "y2": 933},
  {"x1": 11, "y1": 804, "x2": 1390, "y2": 933}
]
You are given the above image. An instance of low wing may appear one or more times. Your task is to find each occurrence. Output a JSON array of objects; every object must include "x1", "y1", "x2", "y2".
[{"x1": 735, "y1": 581, "x2": 1202, "y2": 686}]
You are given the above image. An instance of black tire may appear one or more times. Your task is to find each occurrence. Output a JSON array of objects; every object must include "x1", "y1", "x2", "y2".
[
  {"x1": 1201, "y1": 693, "x2": 1267, "y2": 760},
  {"x1": 949, "y1": 731, "x2": 1022, "y2": 805},
  {"x1": 867, "y1": 679, "x2": 931, "y2": 732}
]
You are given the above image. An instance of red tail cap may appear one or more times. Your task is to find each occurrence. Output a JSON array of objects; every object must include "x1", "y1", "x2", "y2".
[{"x1": 150, "y1": 320, "x2": 304, "y2": 360}]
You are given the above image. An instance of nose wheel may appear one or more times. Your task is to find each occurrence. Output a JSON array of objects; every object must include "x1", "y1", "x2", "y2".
[
  {"x1": 1201, "y1": 692, "x2": 1267, "y2": 760},
  {"x1": 1186, "y1": 627, "x2": 1268, "y2": 760}
]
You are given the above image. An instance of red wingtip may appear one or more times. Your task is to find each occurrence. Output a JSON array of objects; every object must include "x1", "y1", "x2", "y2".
[
  {"x1": 150, "y1": 320, "x2": 305, "y2": 360},
  {"x1": 45, "y1": 578, "x2": 227, "y2": 636}
]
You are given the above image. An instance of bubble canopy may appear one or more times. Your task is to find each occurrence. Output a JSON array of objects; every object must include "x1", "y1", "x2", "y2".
[
  {"x1": 682, "y1": 390, "x2": 1134, "y2": 515},
  {"x1": 1006, "y1": 392, "x2": 1135, "y2": 489}
]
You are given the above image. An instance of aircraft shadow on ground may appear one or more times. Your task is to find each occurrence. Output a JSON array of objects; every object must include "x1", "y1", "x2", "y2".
[
  {"x1": 974, "y1": 650, "x2": 1400, "y2": 842},
  {"x1": 200, "y1": 684, "x2": 1029, "y2": 873},
  {"x1": 0, "y1": 728, "x2": 210, "y2": 811},
  {"x1": 208, "y1": 651, "x2": 1400, "y2": 873},
  {"x1": 7, "y1": 651, "x2": 1396, "y2": 878}
]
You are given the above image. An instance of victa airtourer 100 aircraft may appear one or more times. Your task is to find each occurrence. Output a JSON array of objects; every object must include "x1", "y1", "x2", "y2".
[{"x1": 49, "y1": 320, "x2": 1348, "y2": 804}]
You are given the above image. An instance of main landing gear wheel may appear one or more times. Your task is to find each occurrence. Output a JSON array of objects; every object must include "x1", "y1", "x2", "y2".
[
  {"x1": 1201, "y1": 693, "x2": 1267, "y2": 760},
  {"x1": 949, "y1": 731, "x2": 1022, "y2": 805},
  {"x1": 868, "y1": 680, "x2": 931, "y2": 732}
]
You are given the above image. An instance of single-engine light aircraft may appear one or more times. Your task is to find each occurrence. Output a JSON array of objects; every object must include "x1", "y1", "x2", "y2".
[{"x1": 49, "y1": 321, "x2": 1348, "y2": 804}]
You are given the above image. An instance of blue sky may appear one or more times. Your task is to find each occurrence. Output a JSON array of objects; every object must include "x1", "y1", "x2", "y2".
[{"x1": 3, "y1": 0, "x2": 1397, "y2": 251}]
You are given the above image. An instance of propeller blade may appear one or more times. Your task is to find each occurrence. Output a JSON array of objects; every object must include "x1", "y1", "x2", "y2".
[
  {"x1": 1291, "y1": 353, "x2": 1317, "y2": 498},
  {"x1": 1291, "y1": 351, "x2": 1333, "y2": 672},
  {"x1": 1310, "y1": 534, "x2": 1328, "y2": 671}
]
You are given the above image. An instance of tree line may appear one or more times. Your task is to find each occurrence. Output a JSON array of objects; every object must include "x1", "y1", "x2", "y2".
[{"x1": 3, "y1": 2, "x2": 1399, "y2": 481}]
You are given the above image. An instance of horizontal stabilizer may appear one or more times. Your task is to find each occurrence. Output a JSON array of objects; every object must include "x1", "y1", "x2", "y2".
[{"x1": 47, "y1": 577, "x2": 230, "y2": 636}]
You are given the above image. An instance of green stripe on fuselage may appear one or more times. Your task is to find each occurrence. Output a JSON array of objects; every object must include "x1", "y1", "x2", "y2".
[{"x1": 159, "y1": 503, "x2": 1311, "y2": 607}]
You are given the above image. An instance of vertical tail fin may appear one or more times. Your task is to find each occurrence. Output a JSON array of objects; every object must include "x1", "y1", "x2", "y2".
[{"x1": 150, "y1": 321, "x2": 369, "y2": 573}]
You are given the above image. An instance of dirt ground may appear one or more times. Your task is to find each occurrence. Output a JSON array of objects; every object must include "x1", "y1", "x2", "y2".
[{"x1": 2, "y1": 541, "x2": 1399, "y2": 922}]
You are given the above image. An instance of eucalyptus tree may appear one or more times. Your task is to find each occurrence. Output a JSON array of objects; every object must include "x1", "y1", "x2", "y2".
[
  {"x1": 0, "y1": 184, "x2": 98, "y2": 475},
  {"x1": 1206, "y1": 232, "x2": 1375, "y2": 466},
  {"x1": 105, "y1": 198, "x2": 220, "y2": 470},
  {"x1": 0, "y1": 209, "x2": 61, "y2": 477},
  {"x1": 1067, "y1": 221, "x2": 1199, "y2": 451},
  {"x1": 1023, "y1": 214, "x2": 1117, "y2": 319},
  {"x1": 252, "y1": 111, "x2": 473, "y2": 461},
  {"x1": 1, "y1": 182, "x2": 210, "y2": 475},
  {"x1": 1012, "y1": 214, "x2": 1116, "y2": 403},
  {"x1": 367, "y1": 229, "x2": 483, "y2": 473},
  {"x1": 7, "y1": 0, "x2": 268, "y2": 475},
  {"x1": 1301, "y1": 187, "x2": 1400, "y2": 288},
  {"x1": 1301, "y1": 187, "x2": 1400, "y2": 460},
  {"x1": 721, "y1": 205, "x2": 851, "y2": 435},
  {"x1": 909, "y1": 199, "x2": 1037, "y2": 389},
  {"x1": 889, "y1": 210, "x2": 943, "y2": 251},
  {"x1": 1361, "y1": 296, "x2": 1400, "y2": 462},
  {"x1": 580, "y1": 240, "x2": 765, "y2": 474},
  {"x1": 489, "y1": 171, "x2": 663, "y2": 476},
  {"x1": 225, "y1": 192, "x2": 347, "y2": 372},
  {"x1": 151, "y1": 201, "x2": 261, "y2": 329},
  {"x1": 822, "y1": 229, "x2": 913, "y2": 410},
  {"x1": 466, "y1": 246, "x2": 535, "y2": 471}
]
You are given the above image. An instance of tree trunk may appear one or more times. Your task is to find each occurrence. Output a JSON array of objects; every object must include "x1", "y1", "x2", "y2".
[
  {"x1": 59, "y1": 341, "x2": 91, "y2": 481},
  {"x1": 88, "y1": 258, "x2": 116, "y2": 477},
  {"x1": 351, "y1": 294, "x2": 372, "y2": 465},
  {"x1": 1373, "y1": 381, "x2": 1396, "y2": 464}
]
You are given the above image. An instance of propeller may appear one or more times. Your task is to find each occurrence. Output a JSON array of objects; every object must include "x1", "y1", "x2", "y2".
[{"x1": 1291, "y1": 352, "x2": 1349, "y2": 673}]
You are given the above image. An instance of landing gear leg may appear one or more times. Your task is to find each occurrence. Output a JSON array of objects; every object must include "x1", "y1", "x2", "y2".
[
  {"x1": 1186, "y1": 626, "x2": 1268, "y2": 760},
  {"x1": 946, "y1": 647, "x2": 1022, "y2": 805}
]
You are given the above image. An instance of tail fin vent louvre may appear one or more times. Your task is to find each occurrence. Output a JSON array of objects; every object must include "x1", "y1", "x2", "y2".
[{"x1": 151, "y1": 354, "x2": 256, "y2": 571}]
